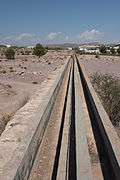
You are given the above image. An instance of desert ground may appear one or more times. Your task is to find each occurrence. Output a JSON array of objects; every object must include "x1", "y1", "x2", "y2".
[
  {"x1": 0, "y1": 52, "x2": 120, "y2": 136},
  {"x1": 80, "y1": 54, "x2": 120, "y2": 136},
  {"x1": 0, "y1": 50, "x2": 69, "y2": 135},
  {"x1": 80, "y1": 54, "x2": 120, "y2": 77}
]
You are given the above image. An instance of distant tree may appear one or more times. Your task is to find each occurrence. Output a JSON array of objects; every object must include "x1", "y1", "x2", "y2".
[
  {"x1": 5, "y1": 47, "x2": 15, "y2": 59},
  {"x1": 117, "y1": 46, "x2": 120, "y2": 54},
  {"x1": 110, "y1": 47, "x2": 116, "y2": 54},
  {"x1": 33, "y1": 43, "x2": 45, "y2": 58},
  {"x1": 99, "y1": 45, "x2": 107, "y2": 54}
]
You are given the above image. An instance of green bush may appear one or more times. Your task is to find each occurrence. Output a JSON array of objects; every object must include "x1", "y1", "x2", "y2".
[
  {"x1": 95, "y1": 54, "x2": 99, "y2": 58},
  {"x1": 2, "y1": 70, "x2": 6, "y2": 74},
  {"x1": 90, "y1": 72, "x2": 120, "y2": 126},
  {"x1": 33, "y1": 43, "x2": 45, "y2": 58},
  {"x1": 10, "y1": 67, "x2": 13, "y2": 69},
  {"x1": 10, "y1": 69, "x2": 14, "y2": 73},
  {"x1": 117, "y1": 47, "x2": 120, "y2": 54},
  {"x1": 5, "y1": 47, "x2": 15, "y2": 59},
  {"x1": 110, "y1": 47, "x2": 116, "y2": 54},
  {"x1": 2, "y1": 114, "x2": 11, "y2": 126},
  {"x1": 32, "y1": 81, "x2": 38, "y2": 84},
  {"x1": 99, "y1": 45, "x2": 107, "y2": 54}
]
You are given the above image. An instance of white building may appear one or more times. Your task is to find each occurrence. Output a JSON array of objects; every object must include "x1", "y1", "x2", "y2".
[
  {"x1": 6, "y1": 44, "x2": 11, "y2": 48},
  {"x1": 67, "y1": 47, "x2": 72, "y2": 50},
  {"x1": 27, "y1": 46, "x2": 34, "y2": 49},
  {"x1": 78, "y1": 46, "x2": 100, "y2": 54}
]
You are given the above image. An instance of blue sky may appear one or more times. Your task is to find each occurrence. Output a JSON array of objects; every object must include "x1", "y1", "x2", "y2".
[{"x1": 0, "y1": 0, "x2": 120, "y2": 45}]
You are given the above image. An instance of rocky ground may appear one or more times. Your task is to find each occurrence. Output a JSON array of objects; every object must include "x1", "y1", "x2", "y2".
[
  {"x1": 0, "y1": 50, "x2": 70, "y2": 135},
  {"x1": 80, "y1": 54, "x2": 120, "y2": 77}
]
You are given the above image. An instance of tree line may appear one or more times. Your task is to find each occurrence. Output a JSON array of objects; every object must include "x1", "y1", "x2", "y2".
[
  {"x1": 99, "y1": 45, "x2": 120, "y2": 54},
  {"x1": 4, "y1": 43, "x2": 46, "y2": 59}
]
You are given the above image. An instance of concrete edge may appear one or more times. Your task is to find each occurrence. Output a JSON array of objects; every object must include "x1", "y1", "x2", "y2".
[
  {"x1": 74, "y1": 57, "x2": 93, "y2": 180},
  {"x1": 79, "y1": 55, "x2": 120, "y2": 171},
  {"x1": 56, "y1": 59, "x2": 72, "y2": 180},
  {"x1": 0, "y1": 56, "x2": 71, "y2": 180}
]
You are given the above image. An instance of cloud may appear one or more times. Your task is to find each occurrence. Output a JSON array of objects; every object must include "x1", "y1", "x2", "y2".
[
  {"x1": 45, "y1": 29, "x2": 103, "y2": 44},
  {"x1": 65, "y1": 36, "x2": 69, "y2": 41},
  {"x1": 78, "y1": 29, "x2": 103, "y2": 41},
  {"x1": 1, "y1": 29, "x2": 104, "y2": 45},
  {"x1": 4, "y1": 35, "x2": 15, "y2": 40},
  {"x1": 47, "y1": 32, "x2": 62, "y2": 40},
  {"x1": 4, "y1": 33, "x2": 36, "y2": 41},
  {"x1": 15, "y1": 33, "x2": 36, "y2": 40},
  {"x1": 63, "y1": 29, "x2": 104, "y2": 43},
  {"x1": 2, "y1": 33, "x2": 40, "y2": 45}
]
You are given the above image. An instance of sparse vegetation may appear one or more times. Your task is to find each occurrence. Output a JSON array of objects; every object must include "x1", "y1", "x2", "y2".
[
  {"x1": 95, "y1": 54, "x2": 99, "y2": 58},
  {"x1": 19, "y1": 95, "x2": 29, "y2": 108},
  {"x1": 5, "y1": 47, "x2": 15, "y2": 59},
  {"x1": 2, "y1": 70, "x2": 6, "y2": 74},
  {"x1": 90, "y1": 72, "x2": 120, "y2": 126},
  {"x1": 7, "y1": 84, "x2": 12, "y2": 88},
  {"x1": 0, "y1": 95, "x2": 29, "y2": 134},
  {"x1": 32, "y1": 81, "x2": 38, "y2": 84},
  {"x1": 10, "y1": 67, "x2": 13, "y2": 70},
  {"x1": 25, "y1": 50, "x2": 30, "y2": 55},
  {"x1": 2, "y1": 114, "x2": 11, "y2": 126},
  {"x1": 10, "y1": 69, "x2": 15, "y2": 73},
  {"x1": 0, "y1": 49, "x2": 67, "y2": 137},
  {"x1": 20, "y1": 50, "x2": 25, "y2": 55}
]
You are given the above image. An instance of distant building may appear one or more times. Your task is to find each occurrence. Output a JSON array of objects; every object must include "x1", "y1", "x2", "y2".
[
  {"x1": 114, "y1": 46, "x2": 119, "y2": 50},
  {"x1": 67, "y1": 47, "x2": 72, "y2": 50},
  {"x1": 106, "y1": 49, "x2": 111, "y2": 54},
  {"x1": 84, "y1": 48, "x2": 100, "y2": 54},
  {"x1": 6, "y1": 44, "x2": 11, "y2": 48},
  {"x1": 78, "y1": 46, "x2": 100, "y2": 54},
  {"x1": 27, "y1": 46, "x2": 34, "y2": 49}
]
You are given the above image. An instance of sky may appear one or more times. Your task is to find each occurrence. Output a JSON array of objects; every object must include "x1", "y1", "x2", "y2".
[{"x1": 0, "y1": 0, "x2": 120, "y2": 45}]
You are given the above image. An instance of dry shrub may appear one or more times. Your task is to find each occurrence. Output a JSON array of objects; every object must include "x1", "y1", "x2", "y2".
[
  {"x1": 2, "y1": 114, "x2": 12, "y2": 126},
  {"x1": 19, "y1": 95, "x2": 29, "y2": 109},
  {"x1": 87, "y1": 138, "x2": 99, "y2": 164},
  {"x1": 90, "y1": 72, "x2": 120, "y2": 126}
]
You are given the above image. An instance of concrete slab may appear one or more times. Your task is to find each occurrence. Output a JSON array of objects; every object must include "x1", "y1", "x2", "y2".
[{"x1": 74, "y1": 56, "x2": 93, "y2": 180}]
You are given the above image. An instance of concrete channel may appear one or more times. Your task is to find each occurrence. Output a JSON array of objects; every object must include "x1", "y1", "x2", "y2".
[
  {"x1": 29, "y1": 54, "x2": 120, "y2": 180},
  {"x1": 0, "y1": 54, "x2": 120, "y2": 180},
  {"x1": 76, "y1": 54, "x2": 120, "y2": 180}
]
